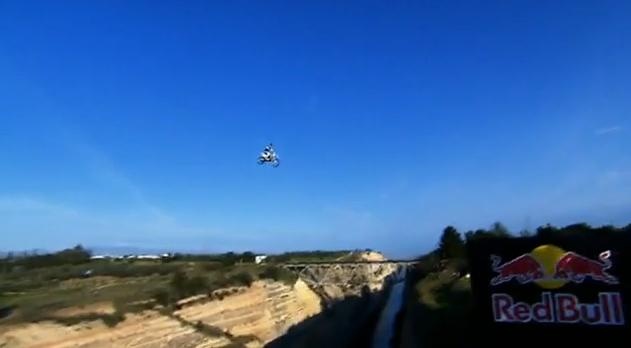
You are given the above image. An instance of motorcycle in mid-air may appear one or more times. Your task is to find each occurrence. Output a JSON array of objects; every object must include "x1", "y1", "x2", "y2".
[{"x1": 257, "y1": 144, "x2": 280, "y2": 167}]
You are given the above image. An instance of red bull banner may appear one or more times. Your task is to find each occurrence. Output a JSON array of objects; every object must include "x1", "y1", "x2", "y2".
[
  {"x1": 467, "y1": 236, "x2": 630, "y2": 346},
  {"x1": 492, "y1": 292, "x2": 623, "y2": 325}
]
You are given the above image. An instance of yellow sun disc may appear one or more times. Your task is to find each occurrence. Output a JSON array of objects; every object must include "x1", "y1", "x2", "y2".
[{"x1": 531, "y1": 244, "x2": 567, "y2": 289}]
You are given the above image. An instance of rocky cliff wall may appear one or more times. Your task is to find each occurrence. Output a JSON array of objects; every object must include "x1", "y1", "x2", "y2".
[
  {"x1": 299, "y1": 263, "x2": 402, "y2": 302},
  {"x1": 0, "y1": 279, "x2": 321, "y2": 348},
  {"x1": 0, "y1": 251, "x2": 402, "y2": 348}
]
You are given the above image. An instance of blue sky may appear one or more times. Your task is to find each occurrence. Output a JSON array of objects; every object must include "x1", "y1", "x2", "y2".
[{"x1": 1, "y1": 1, "x2": 630, "y2": 257}]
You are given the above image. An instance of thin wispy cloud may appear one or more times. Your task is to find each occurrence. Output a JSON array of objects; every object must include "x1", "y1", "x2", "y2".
[
  {"x1": 595, "y1": 126, "x2": 623, "y2": 135},
  {"x1": 0, "y1": 196, "x2": 79, "y2": 216},
  {"x1": 73, "y1": 143, "x2": 147, "y2": 204},
  {"x1": 0, "y1": 194, "x2": 221, "y2": 251},
  {"x1": 600, "y1": 170, "x2": 631, "y2": 185},
  {"x1": 70, "y1": 139, "x2": 175, "y2": 224},
  {"x1": 0, "y1": 131, "x2": 202, "y2": 249}
]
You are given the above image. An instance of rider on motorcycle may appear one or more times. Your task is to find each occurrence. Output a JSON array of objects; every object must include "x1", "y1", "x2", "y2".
[
  {"x1": 261, "y1": 143, "x2": 275, "y2": 161},
  {"x1": 258, "y1": 143, "x2": 279, "y2": 167}
]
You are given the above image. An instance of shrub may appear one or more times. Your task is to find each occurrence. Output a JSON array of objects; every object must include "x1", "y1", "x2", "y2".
[
  {"x1": 94, "y1": 263, "x2": 179, "y2": 278},
  {"x1": 102, "y1": 313, "x2": 126, "y2": 327},
  {"x1": 208, "y1": 274, "x2": 230, "y2": 290},
  {"x1": 187, "y1": 275, "x2": 208, "y2": 294},
  {"x1": 170, "y1": 270, "x2": 189, "y2": 297},
  {"x1": 194, "y1": 321, "x2": 226, "y2": 337},
  {"x1": 259, "y1": 266, "x2": 278, "y2": 279},
  {"x1": 169, "y1": 271, "x2": 209, "y2": 299},
  {"x1": 241, "y1": 252, "x2": 256, "y2": 263},
  {"x1": 259, "y1": 266, "x2": 297, "y2": 285},
  {"x1": 47, "y1": 313, "x2": 125, "y2": 328},
  {"x1": 153, "y1": 290, "x2": 172, "y2": 307},
  {"x1": 230, "y1": 272, "x2": 254, "y2": 287},
  {"x1": 200, "y1": 262, "x2": 223, "y2": 272},
  {"x1": 14, "y1": 245, "x2": 91, "y2": 270}
]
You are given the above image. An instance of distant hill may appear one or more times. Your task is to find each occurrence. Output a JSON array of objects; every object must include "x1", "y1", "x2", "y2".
[
  {"x1": 0, "y1": 249, "x2": 50, "y2": 257},
  {"x1": 88, "y1": 246, "x2": 183, "y2": 256}
]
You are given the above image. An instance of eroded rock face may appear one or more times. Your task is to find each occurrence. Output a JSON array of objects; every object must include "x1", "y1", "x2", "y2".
[
  {"x1": 1, "y1": 312, "x2": 234, "y2": 348},
  {"x1": 308, "y1": 263, "x2": 399, "y2": 300},
  {"x1": 174, "y1": 279, "x2": 321, "y2": 343},
  {"x1": 0, "y1": 279, "x2": 321, "y2": 348},
  {"x1": 0, "y1": 252, "x2": 400, "y2": 348},
  {"x1": 292, "y1": 252, "x2": 401, "y2": 302},
  {"x1": 266, "y1": 252, "x2": 402, "y2": 348}
]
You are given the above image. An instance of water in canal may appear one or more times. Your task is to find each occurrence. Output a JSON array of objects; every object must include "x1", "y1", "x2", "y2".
[{"x1": 371, "y1": 267, "x2": 407, "y2": 348}]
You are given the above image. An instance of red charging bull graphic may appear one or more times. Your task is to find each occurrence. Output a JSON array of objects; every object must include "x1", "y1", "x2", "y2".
[
  {"x1": 489, "y1": 245, "x2": 624, "y2": 326},
  {"x1": 554, "y1": 250, "x2": 618, "y2": 285},
  {"x1": 490, "y1": 254, "x2": 544, "y2": 286},
  {"x1": 490, "y1": 247, "x2": 619, "y2": 287}
]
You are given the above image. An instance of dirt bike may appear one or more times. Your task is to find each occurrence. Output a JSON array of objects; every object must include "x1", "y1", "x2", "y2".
[{"x1": 257, "y1": 152, "x2": 280, "y2": 167}]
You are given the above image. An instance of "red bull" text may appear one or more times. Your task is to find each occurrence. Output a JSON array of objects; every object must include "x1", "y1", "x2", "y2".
[{"x1": 492, "y1": 292, "x2": 624, "y2": 325}]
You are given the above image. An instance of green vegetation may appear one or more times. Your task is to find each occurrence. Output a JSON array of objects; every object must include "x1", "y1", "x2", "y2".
[
  {"x1": 265, "y1": 250, "x2": 352, "y2": 263},
  {"x1": 44, "y1": 312, "x2": 126, "y2": 328},
  {"x1": 168, "y1": 313, "x2": 260, "y2": 347},
  {"x1": 193, "y1": 320, "x2": 226, "y2": 337},
  {"x1": 1, "y1": 271, "x2": 172, "y2": 325},
  {"x1": 0, "y1": 245, "x2": 91, "y2": 271},
  {"x1": 169, "y1": 251, "x2": 256, "y2": 265},
  {"x1": 154, "y1": 262, "x2": 296, "y2": 307},
  {"x1": 0, "y1": 261, "x2": 182, "y2": 293},
  {"x1": 258, "y1": 265, "x2": 297, "y2": 285},
  {"x1": 411, "y1": 271, "x2": 472, "y2": 348},
  {"x1": 461, "y1": 221, "x2": 631, "y2": 243},
  {"x1": 399, "y1": 221, "x2": 631, "y2": 348},
  {"x1": 463, "y1": 221, "x2": 513, "y2": 241},
  {"x1": 170, "y1": 270, "x2": 207, "y2": 299},
  {"x1": 429, "y1": 221, "x2": 631, "y2": 277},
  {"x1": 230, "y1": 272, "x2": 254, "y2": 287},
  {"x1": 438, "y1": 226, "x2": 465, "y2": 259},
  {"x1": 0, "y1": 247, "x2": 323, "y2": 328}
]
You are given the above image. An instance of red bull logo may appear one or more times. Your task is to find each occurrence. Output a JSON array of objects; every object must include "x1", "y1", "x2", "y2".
[
  {"x1": 490, "y1": 254, "x2": 544, "y2": 286},
  {"x1": 490, "y1": 245, "x2": 619, "y2": 289},
  {"x1": 489, "y1": 244, "x2": 624, "y2": 326},
  {"x1": 554, "y1": 251, "x2": 618, "y2": 285},
  {"x1": 492, "y1": 292, "x2": 624, "y2": 325}
]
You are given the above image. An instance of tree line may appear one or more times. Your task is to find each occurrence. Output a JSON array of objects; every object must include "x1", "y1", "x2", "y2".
[
  {"x1": 0, "y1": 248, "x2": 262, "y2": 271},
  {"x1": 0, "y1": 245, "x2": 91, "y2": 271},
  {"x1": 437, "y1": 221, "x2": 631, "y2": 260},
  {"x1": 0, "y1": 245, "x2": 353, "y2": 272},
  {"x1": 170, "y1": 252, "x2": 256, "y2": 264}
]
